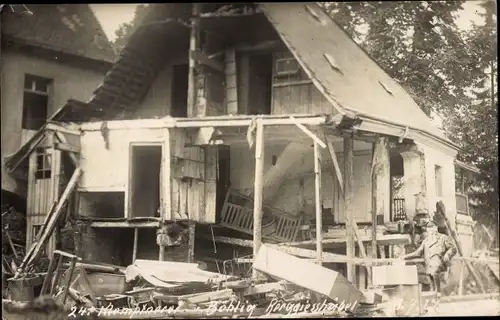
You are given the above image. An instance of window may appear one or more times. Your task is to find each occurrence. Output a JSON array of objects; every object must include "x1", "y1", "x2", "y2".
[
  {"x1": 35, "y1": 148, "x2": 52, "y2": 180},
  {"x1": 22, "y1": 74, "x2": 52, "y2": 130},
  {"x1": 435, "y1": 165, "x2": 443, "y2": 197}
]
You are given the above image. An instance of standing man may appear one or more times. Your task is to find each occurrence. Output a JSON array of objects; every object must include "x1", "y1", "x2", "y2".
[{"x1": 401, "y1": 221, "x2": 457, "y2": 296}]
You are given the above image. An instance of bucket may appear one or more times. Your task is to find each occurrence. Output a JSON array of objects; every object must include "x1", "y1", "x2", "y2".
[{"x1": 6, "y1": 276, "x2": 43, "y2": 301}]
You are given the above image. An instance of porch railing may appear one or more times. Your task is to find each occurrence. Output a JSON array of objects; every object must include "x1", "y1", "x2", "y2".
[
  {"x1": 220, "y1": 189, "x2": 302, "y2": 243},
  {"x1": 391, "y1": 198, "x2": 407, "y2": 222}
]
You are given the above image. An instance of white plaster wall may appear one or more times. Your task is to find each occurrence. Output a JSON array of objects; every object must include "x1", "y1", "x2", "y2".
[
  {"x1": 419, "y1": 144, "x2": 458, "y2": 227},
  {"x1": 229, "y1": 140, "x2": 373, "y2": 222},
  {"x1": 79, "y1": 128, "x2": 165, "y2": 189},
  {"x1": 1, "y1": 50, "x2": 106, "y2": 195}
]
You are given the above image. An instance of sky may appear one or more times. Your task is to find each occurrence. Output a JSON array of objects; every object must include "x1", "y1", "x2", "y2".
[{"x1": 91, "y1": 2, "x2": 487, "y2": 42}]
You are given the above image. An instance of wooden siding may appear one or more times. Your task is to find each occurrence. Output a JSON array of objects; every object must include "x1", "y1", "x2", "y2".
[
  {"x1": 271, "y1": 50, "x2": 334, "y2": 115},
  {"x1": 170, "y1": 129, "x2": 216, "y2": 223}
]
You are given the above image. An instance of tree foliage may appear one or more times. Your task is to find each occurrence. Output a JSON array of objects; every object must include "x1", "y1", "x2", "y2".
[
  {"x1": 113, "y1": 4, "x2": 149, "y2": 53},
  {"x1": 322, "y1": 1, "x2": 498, "y2": 228}
]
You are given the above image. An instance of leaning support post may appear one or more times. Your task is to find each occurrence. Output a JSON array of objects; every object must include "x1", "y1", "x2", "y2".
[
  {"x1": 133, "y1": 228, "x2": 138, "y2": 262},
  {"x1": 313, "y1": 142, "x2": 323, "y2": 265},
  {"x1": 371, "y1": 138, "x2": 379, "y2": 261},
  {"x1": 188, "y1": 222, "x2": 196, "y2": 263},
  {"x1": 344, "y1": 133, "x2": 355, "y2": 283},
  {"x1": 253, "y1": 119, "x2": 265, "y2": 279}
]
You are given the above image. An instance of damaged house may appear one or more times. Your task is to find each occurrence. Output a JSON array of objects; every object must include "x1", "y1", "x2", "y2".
[
  {"x1": 4, "y1": 3, "x2": 480, "y2": 292},
  {"x1": 1, "y1": 4, "x2": 115, "y2": 264}
]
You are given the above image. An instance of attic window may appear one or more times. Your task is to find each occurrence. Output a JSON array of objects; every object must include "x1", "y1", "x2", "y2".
[
  {"x1": 305, "y1": 5, "x2": 326, "y2": 26},
  {"x1": 324, "y1": 53, "x2": 343, "y2": 74},
  {"x1": 379, "y1": 81, "x2": 393, "y2": 96}
]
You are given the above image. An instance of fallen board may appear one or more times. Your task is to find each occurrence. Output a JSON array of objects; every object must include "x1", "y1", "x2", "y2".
[{"x1": 253, "y1": 244, "x2": 364, "y2": 313}]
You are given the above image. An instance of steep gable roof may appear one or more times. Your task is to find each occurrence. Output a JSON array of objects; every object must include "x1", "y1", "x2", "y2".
[
  {"x1": 259, "y1": 3, "x2": 452, "y2": 146},
  {"x1": 29, "y1": 3, "x2": 455, "y2": 150},
  {"x1": 1, "y1": 4, "x2": 115, "y2": 63}
]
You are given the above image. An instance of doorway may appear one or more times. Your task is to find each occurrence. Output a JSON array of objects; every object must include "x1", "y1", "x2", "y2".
[
  {"x1": 129, "y1": 145, "x2": 162, "y2": 218},
  {"x1": 247, "y1": 53, "x2": 273, "y2": 115}
]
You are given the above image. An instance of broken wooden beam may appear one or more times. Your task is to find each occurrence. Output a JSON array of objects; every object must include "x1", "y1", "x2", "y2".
[
  {"x1": 190, "y1": 50, "x2": 224, "y2": 73},
  {"x1": 253, "y1": 244, "x2": 363, "y2": 312}
]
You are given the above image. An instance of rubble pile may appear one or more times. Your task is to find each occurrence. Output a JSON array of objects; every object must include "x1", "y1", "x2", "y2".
[{"x1": 3, "y1": 245, "x2": 384, "y2": 319}]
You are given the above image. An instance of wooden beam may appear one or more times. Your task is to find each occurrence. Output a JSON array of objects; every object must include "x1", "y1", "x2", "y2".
[
  {"x1": 190, "y1": 50, "x2": 224, "y2": 73},
  {"x1": 54, "y1": 131, "x2": 79, "y2": 166},
  {"x1": 133, "y1": 228, "x2": 138, "y2": 262},
  {"x1": 289, "y1": 116, "x2": 326, "y2": 148},
  {"x1": 325, "y1": 134, "x2": 344, "y2": 196},
  {"x1": 54, "y1": 142, "x2": 79, "y2": 154},
  {"x1": 252, "y1": 118, "x2": 265, "y2": 279},
  {"x1": 187, "y1": 3, "x2": 201, "y2": 118},
  {"x1": 314, "y1": 142, "x2": 322, "y2": 265},
  {"x1": 344, "y1": 133, "x2": 355, "y2": 283}
]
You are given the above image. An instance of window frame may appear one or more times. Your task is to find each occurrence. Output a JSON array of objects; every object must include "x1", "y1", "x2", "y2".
[{"x1": 22, "y1": 74, "x2": 52, "y2": 131}]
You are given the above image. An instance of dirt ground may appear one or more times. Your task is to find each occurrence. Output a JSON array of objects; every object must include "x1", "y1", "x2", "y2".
[{"x1": 425, "y1": 298, "x2": 500, "y2": 316}]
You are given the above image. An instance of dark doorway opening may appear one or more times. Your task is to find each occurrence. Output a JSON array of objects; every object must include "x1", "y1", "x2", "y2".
[
  {"x1": 171, "y1": 64, "x2": 189, "y2": 117},
  {"x1": 129, "y1": 145, "x2": 162, "y2": 218},
  {"x1": 247, "y1": 53, "x2": 273, "y2": 115}
]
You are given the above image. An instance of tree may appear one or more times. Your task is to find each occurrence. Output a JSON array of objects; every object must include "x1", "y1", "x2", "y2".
[
  {"x1": 322, "y1": 1, "x2": 470, "y2": 116},
  {"x1": 113, "y1": 4, "x2": 149, "y2": 53},
  {"x1": 444, "y1": 1, "x2": 498, "y2": 229},
  {"x1": 322, "y1": 1, "x2": 498, "y2": 231}
]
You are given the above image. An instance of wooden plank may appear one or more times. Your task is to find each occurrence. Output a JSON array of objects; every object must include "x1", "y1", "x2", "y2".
[
  {"x1": 133, "y1": 228, "x2": 138, "y2": 262},
  {"x1": 344, "y1": 134, "x2": 355, "y2": 283},
  {"x1": 190, "y1": 50, "x2": 224, "y2": 73},
  {"x1": 54, "y1": 131, "x2": 79, "y2": 169},
  {"x1": 253, "y1": 119, "x2": 265, "y2": 279},
  {"x1": 313, "y1": 142, "x2": 322, "y2": 265}
]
